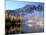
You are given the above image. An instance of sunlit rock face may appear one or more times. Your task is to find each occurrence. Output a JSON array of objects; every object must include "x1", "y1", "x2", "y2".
[{"x1": 5, "y1": 3, "x2": 44, "y2": 33}]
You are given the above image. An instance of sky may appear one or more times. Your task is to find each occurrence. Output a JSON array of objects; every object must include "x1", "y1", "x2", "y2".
[{"x1": 5, "y1": 0, "x2": 44, "y2": 10}]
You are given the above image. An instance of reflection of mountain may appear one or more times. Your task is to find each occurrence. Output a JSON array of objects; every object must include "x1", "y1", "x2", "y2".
[
  {"x1": 5, "y1": 4, "x2": 44, "y2": 33},
  {"x1": 5, "y1": 4, "x2": 44, "y2": 16}
]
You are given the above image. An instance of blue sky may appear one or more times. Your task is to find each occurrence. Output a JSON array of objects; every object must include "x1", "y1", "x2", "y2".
[{"x1": 6, "y1": 0, "x2": 44, "y2": 10}]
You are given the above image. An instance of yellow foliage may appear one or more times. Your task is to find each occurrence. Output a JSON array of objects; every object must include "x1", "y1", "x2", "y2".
[
  {"x1": 34, "y1": 16, "x2": 41, "y2": 21},
  {"x1": 28, "y1": 16, "x2": 32, "y2": 20}
]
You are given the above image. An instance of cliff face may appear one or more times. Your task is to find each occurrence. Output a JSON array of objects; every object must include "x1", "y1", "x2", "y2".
[
  {"x1": 5, "y1": 4, "x2": 44, "y2": 34},
  {"x1": 5, "y1": 4, "x2": 44, "y2": 16},
  {"x1": 5, "y1": 4, "x2": 44, "y2": 22}
]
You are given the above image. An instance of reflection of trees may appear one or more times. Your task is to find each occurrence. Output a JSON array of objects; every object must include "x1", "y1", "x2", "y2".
[
  {"x1": 5, "y1": 4, "x2": 44, "y2": 34},
  {"x1": 5, "y1": 10, "x2": 23, "y2": 34}
]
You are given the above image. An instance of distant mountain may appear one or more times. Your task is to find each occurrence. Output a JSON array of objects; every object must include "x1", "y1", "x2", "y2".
[{"x1": 5, "y1": 4, "x2": 44, "y2": 16}]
